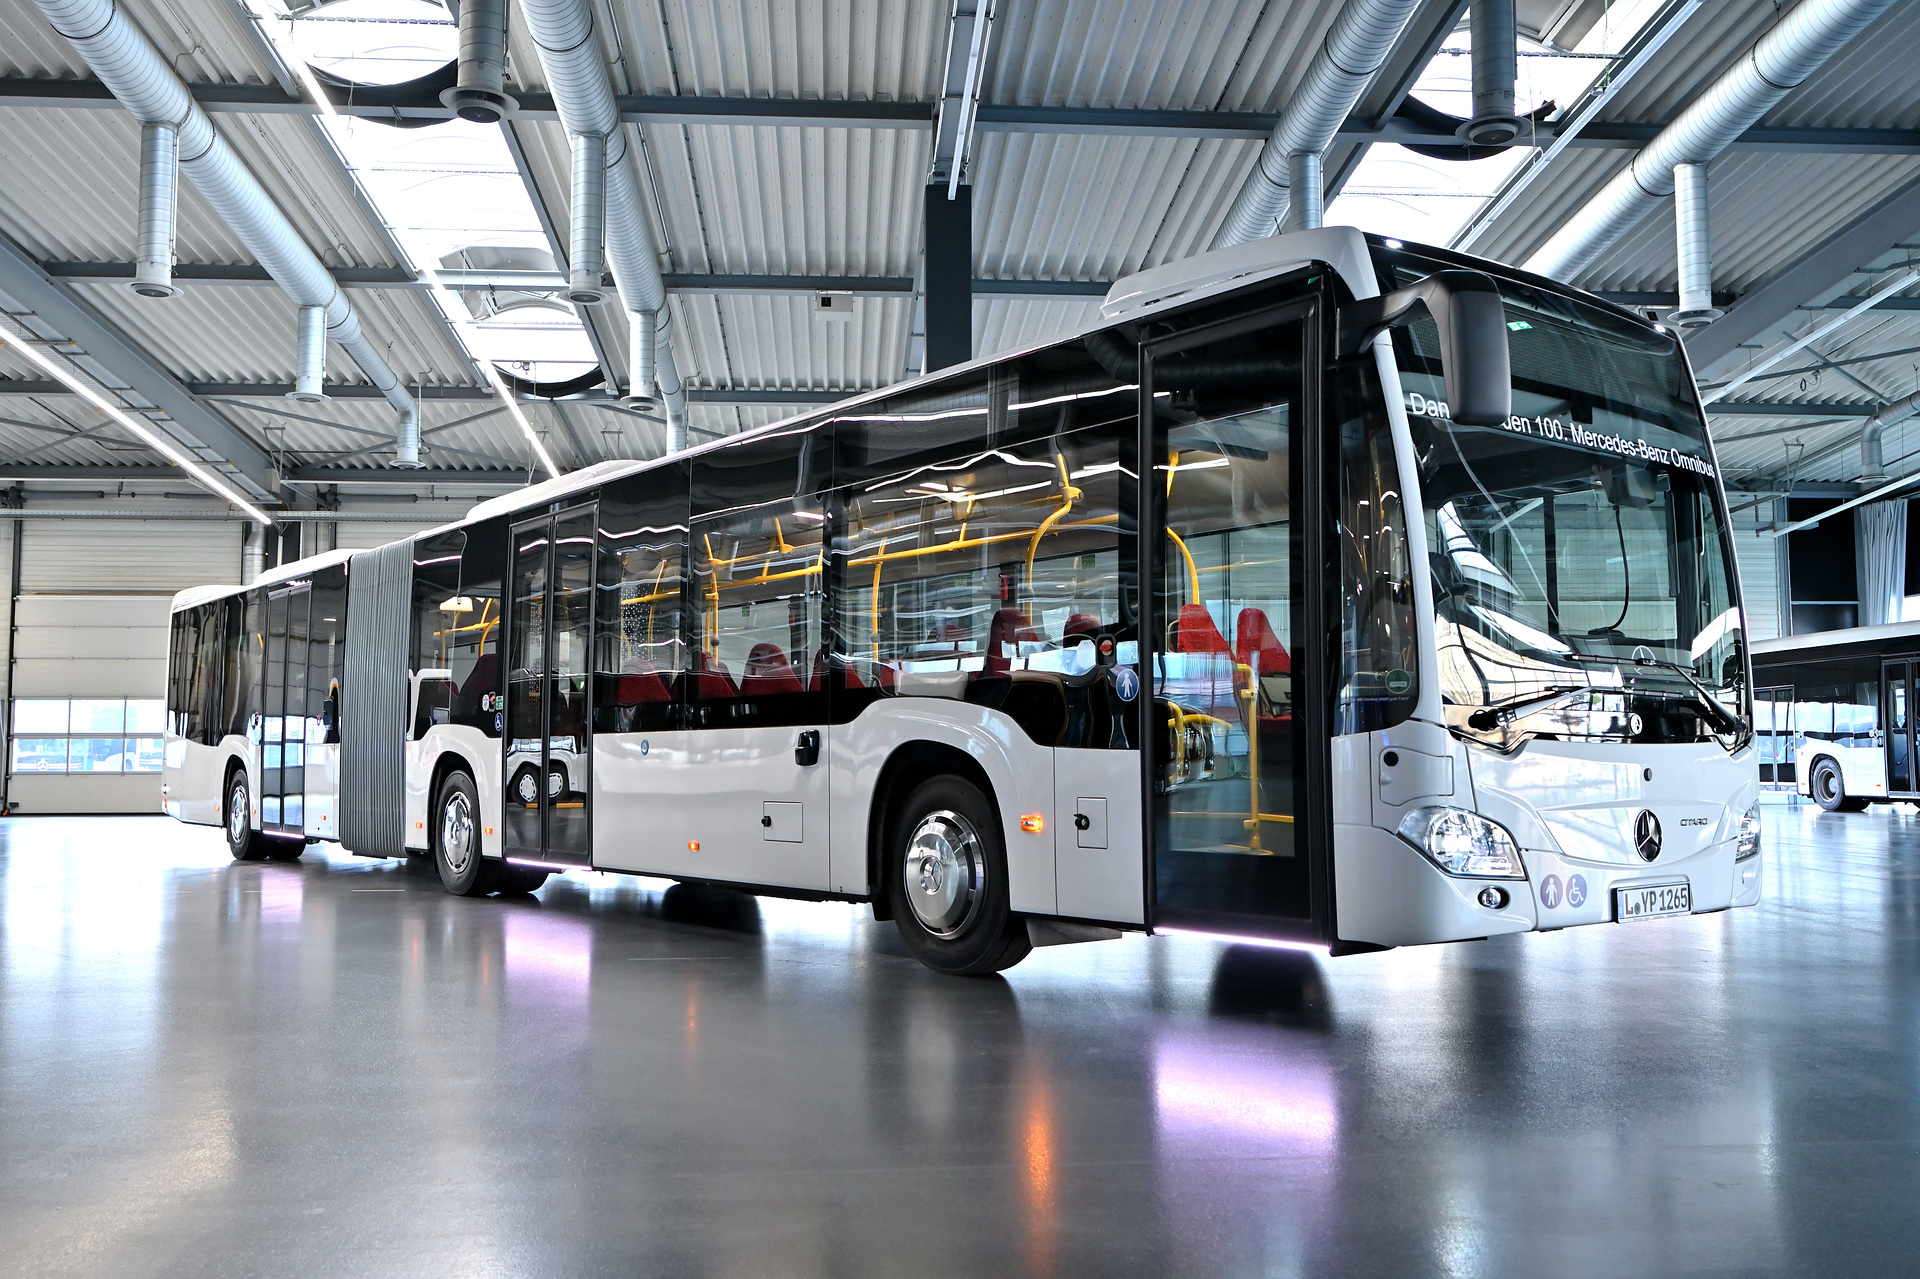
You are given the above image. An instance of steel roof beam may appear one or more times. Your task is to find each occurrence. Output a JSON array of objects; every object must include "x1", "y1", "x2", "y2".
[
  {"x1": 2, "y1": 78, "x2": 1913, "y2": 152},
  {"x1": 4, "y1": 379, "x2": 864, "y2": 405},
  {"x1": 1685, "y1": 172, "x2": 1920, "y2": 375},
  {"x1": 0, "y1": 233, "x2": 274, "y2": 496}
]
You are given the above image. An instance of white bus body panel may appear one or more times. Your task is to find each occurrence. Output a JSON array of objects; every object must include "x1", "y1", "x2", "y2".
[
  {"x1": 1052, "y1": 747, "x2": 1143, "y2": 925},
  {"x1": 405, "y1": 725, "x2": 502, "y2": 859},
  {"x1": 1794, "y1": 741, "x2": 1884, "y2": 798},
  {"x1": 594, "y1": 724, "x2": 831, "y2": 891},
  {"x1": 304, "y1": 741, "x2": 339, "y2": 840},
  {"x1": 161, "y1": 733, "x2": 245, "y2": 827},
  {"x1": 829, "y1": 700, "x2": 1058, "y2": 915}
]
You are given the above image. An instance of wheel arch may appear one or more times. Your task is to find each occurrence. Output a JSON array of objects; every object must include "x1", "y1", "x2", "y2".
[
  {"x1": 866, "y1": 740, "x2": 1001, "y2": 919},
  {"x1": 221, "y1": 753, "x2": 250, "y2": 830}
]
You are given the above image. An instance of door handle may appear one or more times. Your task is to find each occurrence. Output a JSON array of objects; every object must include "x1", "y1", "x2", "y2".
[
  {"x1": 794, "y1": 729, "x2": 821, "y2": 766},
  {"x1": 1074, "y1": 813, "x2": 1091, "y2": 831}
]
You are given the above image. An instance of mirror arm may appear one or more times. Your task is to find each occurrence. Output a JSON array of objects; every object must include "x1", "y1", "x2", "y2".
[{"x1": 1335, "y1": 268, "x2": 1512, "y2": 427}]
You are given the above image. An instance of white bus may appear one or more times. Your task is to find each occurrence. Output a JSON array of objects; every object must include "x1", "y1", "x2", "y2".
[
  {"x1": 163, "y1": 227, "x2": 1761, "y2": 974},
  {"x1": 1752, "y1": 621, "x2": 1920, "y2": 810}
]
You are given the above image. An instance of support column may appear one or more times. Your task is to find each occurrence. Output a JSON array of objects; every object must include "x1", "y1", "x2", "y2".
[{"x1": 924, "y1": 183, "x2": 972, "y2": 373}]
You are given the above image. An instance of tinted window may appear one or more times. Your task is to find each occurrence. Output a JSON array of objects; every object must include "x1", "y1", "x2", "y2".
[
  {"x1": 595, "y1": 463, "x2": 690, "y2": 734},
  {"x1": 453, "y1": 517, "x2": 507, "y2": 737}
]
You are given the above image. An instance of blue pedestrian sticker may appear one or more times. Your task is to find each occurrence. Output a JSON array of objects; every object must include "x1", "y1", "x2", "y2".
[
  {"x1": 640, "y1": 739, "x2": 650, "y2": 756},
  {"x1": 1567, "y1": 874, "x2": 1587, "y2": 908},
  {"x1": 1540, "y1": 874, "x2": 1563, "y2": 910},
  {"x1": 1112, "y1": 666, "x2": 1139, "y2": 702}
]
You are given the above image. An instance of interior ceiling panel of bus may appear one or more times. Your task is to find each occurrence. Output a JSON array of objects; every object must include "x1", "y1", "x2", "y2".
[{"x1": 0, "y1": 0, "x2": 1914, "y2": 513}]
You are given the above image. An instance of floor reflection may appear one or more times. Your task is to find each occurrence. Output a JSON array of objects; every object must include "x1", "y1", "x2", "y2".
[{"x1": 1, "y1": 808, "x2": 1918, "y2": 1275}]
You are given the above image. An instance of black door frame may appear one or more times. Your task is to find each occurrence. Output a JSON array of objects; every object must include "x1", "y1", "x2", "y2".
[
  {"x1": 1884, "y1": 660, "x2": 1914, "y2": 797},
  {"x1": 1137, "y1": 293, "x2": 1331, "y2": 944},
  {"x1": 260, "y1": 581, "x2": 311, "y2": 835}
]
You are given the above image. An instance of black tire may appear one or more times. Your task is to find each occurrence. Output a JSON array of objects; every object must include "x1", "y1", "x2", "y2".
[
  {"x1": 1809, "y1": 757, "x2": 1867, "y2": 812},
  {"x1": 509, "y1": 763, "x2": 542, "y2": 808},
  {"x1": 887, "y1": 775, "x2": 1031, "y2": 976},
  {"x1": 433, "y1": 770, "x2": 497, "y2": 896},
  {"x1": 225, "y1": 769, "x2": 270, "y2": 861}
]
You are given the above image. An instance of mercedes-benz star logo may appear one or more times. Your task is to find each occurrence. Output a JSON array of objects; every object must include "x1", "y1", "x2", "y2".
[{"x1": 1633, "y1": 809, "x2": 1663, "y2": 862}]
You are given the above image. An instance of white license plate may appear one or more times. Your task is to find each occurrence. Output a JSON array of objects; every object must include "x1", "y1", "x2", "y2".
[{"x1": 1614, "y1": 882, "x2": 1690, "y2": 922}]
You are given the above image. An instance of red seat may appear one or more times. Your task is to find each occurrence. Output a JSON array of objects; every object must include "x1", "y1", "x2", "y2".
[
  {"x1": 1176, "y1": 604, "x2": 1231, "y2": 654},
  {"x1": 693, "y1": 652, "x2": 738, "y2": 699},
  {"x1": 1233, "y1": 608, "x2": 1290, "y2": 676},
  {"x1": 613, "y1": 669, "x2": 672, "y2": 704},
  {"x1": 743, "y1": 642, "x2": 804, "y2": 694},
  {"x1": 1063, "y1": 613, "x2": 1102, "y2": 644},
  {"x1": 984, "y1": 608, "x2": 1031, "y2": 675}
]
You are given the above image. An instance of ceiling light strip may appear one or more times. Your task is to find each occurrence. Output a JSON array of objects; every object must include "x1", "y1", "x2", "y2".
[{"x1": 0, "y1": 318, "x2": 271, "y2": 524}]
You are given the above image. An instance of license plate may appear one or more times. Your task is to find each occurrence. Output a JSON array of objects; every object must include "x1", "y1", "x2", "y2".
[{"x1": 1614, "y1": 882, "x2": 1690, "y2": 922}]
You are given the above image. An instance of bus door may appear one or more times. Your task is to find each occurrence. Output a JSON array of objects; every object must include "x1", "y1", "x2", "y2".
[
  {"x1": 1143, "y1": 300, "x2": 1329, "y2": 944},
  {"x1": 503, "y1": 506, "x2": 596, "y2": 866},
  {"x1": 1755, "y1": 686, "x2": 1794, "y2": 788},
  {"x1": 260, "y1": 583, "x2": 311, "y2": 835},
  {"x1": 1885, "y1": 662, "x2": 1913, "y2": 795}
]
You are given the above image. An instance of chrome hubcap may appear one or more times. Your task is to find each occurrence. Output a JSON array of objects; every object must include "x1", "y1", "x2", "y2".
[
  {"x1": 516, "y1": 770, "x2": 538, "y2": 804},
  {"x1": 903, "y1": 809, "x2": 984, "y2": 938},
  {"x1": 441, "y1": 790, "x2": 475, "y2": 875},
  {"x1": 228, "y1": 781, "x2": 246, "y2": 843}
]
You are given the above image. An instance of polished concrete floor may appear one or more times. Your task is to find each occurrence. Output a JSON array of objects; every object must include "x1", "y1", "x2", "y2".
[{"x1": 1, "y1": 805, "x2": 1915, "y2": 1278}]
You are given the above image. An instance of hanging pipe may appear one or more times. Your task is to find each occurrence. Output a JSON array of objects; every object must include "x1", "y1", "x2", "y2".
[
  {"x1": 393, "y1": 405, "x2": 423, "y2": 469},
  {"x1": 1861, "y1": 392, "x2": 1920, "y2": 482},
  {"x1": 1214, "y1": 0, "x2": 1422, "y2": 247},
  {"x1": 1526, "y1": 0, "x2": 1900, "y2": 280},
  {"x1": 567, "y1": 131, "x2": 608, "y2": 303},
  {"x1": 1282, "y1": 151, "x2": 1323, "y2": 232},
  {"x1": 290, "y1": 305, "x2": 327, "y2": 402},
  {"x1": 522, "y1": 0, "x2": 690, "y2": 448},
  {"x1": 440, "y1": 0, "x2": 517, "y2": 124},
  {"x1": 626, "y1": 309, "x2": 656, "y2": 408},
  {"x1": 1466, "y1": 0, "x2": 1524, "y2": 147},
  {"x1": 131, "y1": 121, "x2": 177, "y2": 298},
  {"x1": 1671, "y1": 162, "x2": 1722, "y2": 328}
]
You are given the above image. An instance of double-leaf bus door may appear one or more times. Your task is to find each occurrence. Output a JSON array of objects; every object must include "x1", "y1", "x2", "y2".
[
  {"x1": 1143, "y1": 300, "x2": 1330, "y2": 944},
  {"x1": 1886, "y1": 662, "x2": 1912, "y2": 796},
  {"x1": 261, "y1": 584, "x2": 311, "y2": 834},
  {"x1": 504, "y1": 506, "x2": 597, "y2": 866}
]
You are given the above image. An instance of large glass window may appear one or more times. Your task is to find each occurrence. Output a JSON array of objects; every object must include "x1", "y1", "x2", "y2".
[
  {"x1": 9, "y1": 698, "x2": 167, "y2": 774},
  {"x1": 1335, "y1": 360, "x2": 1417, "y2": 733},
  {"x1": 595, "y1": 466, "x2": 690, "y2": 735},
  {"x1": 1385, "y1": 252, "x2": 1747, "y2": 751}
]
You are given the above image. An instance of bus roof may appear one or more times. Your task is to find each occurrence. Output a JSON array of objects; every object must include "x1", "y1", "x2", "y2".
[
  {"x1": 1752, "y1": 620, "x2": 1920, "y2": 660},
  {"x1": 170, "y1": 545, "x2": 357, "y2": 613}
]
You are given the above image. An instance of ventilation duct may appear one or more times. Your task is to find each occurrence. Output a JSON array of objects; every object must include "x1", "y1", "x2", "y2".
[
  {"x1": 1861, "y1": 391, "x2": 1920, "y2": 482},
  {"x1": 521, "y1": 0, "x2": 688, "y2": 450},
  {"x1": 132, "y1": 121, "x2": 177, "y2": 298},
  {"x1": 566, "y1": 131, "x2": 607, "y2": 303},
  {"x1": 626, "y1": 308, "x2": 656, "y2": 408},
  {"x1": 290, "y1": 305, "x2": 327, "y2": 401},
  {"x1": 1214, "y1": 0, "x2": 1423, "y2": 248},
  {"x1": 1526, "y1": 0, "x2": 1899, "y2": 280},
  {"x1": 1671, "y1": 162, "x2": 1721, "y2": 328},
  {"x1": 1283, "y1": 151, "x2": 1323, "y2": 233},
  {"x1": 31, "y1": 0, "x2": 417, "y2": 431},
  {"x1": 394, "y1": 405, "x2": 423, "y2": 469},
  {"x1": 1466, "y1": 0, "x2": 1523, "y2": 147},
  {"x1": 440, "y1": 0, "x2": 517, "y2": 124}
]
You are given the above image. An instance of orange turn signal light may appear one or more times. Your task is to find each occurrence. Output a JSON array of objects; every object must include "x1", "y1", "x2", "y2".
[
  {"x1": 1020, "y1": 814, "x2": 1045, "y2": 834},
  {"x1": 688, "y1": 840, "x2": 701, "y2": 851}
]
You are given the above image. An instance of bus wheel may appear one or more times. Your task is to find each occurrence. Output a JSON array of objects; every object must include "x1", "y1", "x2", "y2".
[
  {"x1": 225, "y1": 770, "x2": 269, "y2": 861},
  {"x1": 434, "y1": 770, "x2": 495, "y2": 896},
  {"x1": 1810, "y1": 758, "x2": 1867, "y2": 812},
  {"x1": 888, "y1": 776, "x2": 1031, "y2": 976}
]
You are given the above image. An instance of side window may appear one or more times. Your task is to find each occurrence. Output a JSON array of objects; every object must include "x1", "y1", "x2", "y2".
[
  {"x1": 411, "y1": 529, "x2": 467, "y2": 678},
  {"x1": 690, "y1": 430, "x2": 829, "y2": 729},
  {"x1": 307, "y1": 567, "x2": 346, "y2": 744},
  {"x1": 595, "y1": 466, "x2": 690, "y2": 734},
  {"x1": 1334, "y1": 359, "x2": 1417, "y2": 733},
  {"x1": 452, "y1": 517, "x2": 506, "y2": 738},
  {"x1": 192, "y1": 602, "x2": 224, "y2": 746},
  {"x1": 167, "y1": 607, "x2": 199, "y2": 740}
]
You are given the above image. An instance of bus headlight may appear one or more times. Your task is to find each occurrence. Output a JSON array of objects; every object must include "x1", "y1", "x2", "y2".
[
  {"x1": 1397, "y1": 806, "x2": 1525, "y2": 879},
  {"x1": 1734, "y1": 805, "x2": 1761, "y2": 862}
]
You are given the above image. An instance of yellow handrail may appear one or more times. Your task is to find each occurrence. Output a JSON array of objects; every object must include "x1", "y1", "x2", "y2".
[{"x1": 1165, "y1": 528, "x2": 1201, "y2": 606}]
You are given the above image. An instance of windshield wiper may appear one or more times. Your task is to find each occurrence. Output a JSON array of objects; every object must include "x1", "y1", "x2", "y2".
[
  {"x1": 1463, "y1": 683, "x2": 1591, "y2": 731},
  {"x1": 1561, "y1": 652, "x2": 1744, "y2": 737}
]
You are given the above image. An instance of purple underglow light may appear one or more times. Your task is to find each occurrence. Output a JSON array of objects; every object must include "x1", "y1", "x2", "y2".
[
  {"x1": 1154, "y1": 1039, "x2": 1338, "y2": 1150},
  {"x1": 1156, "y1": 926, "x2": 1329, "y2": 956},
  {"x1": 504, "y1": 911, "x2": 592, "y2": 994}
]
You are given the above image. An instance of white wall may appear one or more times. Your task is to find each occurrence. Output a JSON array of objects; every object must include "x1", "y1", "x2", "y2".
[{"x1": 1731, "y1": 500, "x2": 1782, "y2": 643}]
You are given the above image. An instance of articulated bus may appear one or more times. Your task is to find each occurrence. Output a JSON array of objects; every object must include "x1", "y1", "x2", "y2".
[
  {"x1": 1753, "y1": 621, "x2": 1920, "y2": 810},
  {"x1": 164, "y1": 227, "x2": 1760, "y2": 975}
]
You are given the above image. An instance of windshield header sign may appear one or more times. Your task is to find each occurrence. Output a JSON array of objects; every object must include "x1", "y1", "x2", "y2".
[{"x1": 1405, "y1": 392, "x2": 1715, "y2": 479}]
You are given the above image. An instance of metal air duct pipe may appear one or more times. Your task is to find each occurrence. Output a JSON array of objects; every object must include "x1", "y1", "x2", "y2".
[
  {"x1": 566, "y1": 131, "x2": 607, "y2": 303},
  {"x1": 521, "y1": 0, "x2": 689, "y2": 449},
  {"x1": 1525, "y1": 0, "x2": 1899, "y2": 280},
  {"x1": 132, "y1": 121, "x2": 177, "y2": 298},
  {"x1": 440, "y1": 0, "x2": 518, "y2": 124},
  {"x1": 626, "y1": 308, "x2": 656, "y2": 408},
  {"x1": 290, "y1": 305, "x2": 328, "y2": 401},
  {"x1": 30, "y1": 0, "x2": 417, "y2": 429},
  {"x1": 393, "y1": 405, "x2": 423, "y2": 469},
  {"x1": 1282, "y1": 151, "x2": 1323, "y2": 232},
  {"x1": 1214, "y1": 0, "x2": 1423, "y2": 248},
  {"x1": 1861, "y1": 392, "x2": 1920, "y2": 482},
  {"x1": 1467, "y1": 0, "x2": 1524, "y2": 147},
  {"x1": 1671, "y1": 162, "x2": 1721, "y2": 327}
]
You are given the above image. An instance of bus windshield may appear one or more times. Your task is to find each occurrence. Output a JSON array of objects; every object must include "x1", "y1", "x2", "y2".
[{"x1": 1384, "y1": 257, "x2": 1748, "y2": 751}]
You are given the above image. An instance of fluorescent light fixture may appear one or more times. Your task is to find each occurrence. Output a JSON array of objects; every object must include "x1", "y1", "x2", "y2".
[{"x1": 0, "y1": 321, "x2": 272, "y2": 524}]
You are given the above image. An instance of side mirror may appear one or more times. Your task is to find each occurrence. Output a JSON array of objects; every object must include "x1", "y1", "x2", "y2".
[{"x1": 1338, "y1": 269, "x2": 1512, "y2": 427}]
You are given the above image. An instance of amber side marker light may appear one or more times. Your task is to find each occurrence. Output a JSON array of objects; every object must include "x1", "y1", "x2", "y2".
[
  {"x1": 688, "y1": 840, "x2": 701, "y2": 851},
  {"x1": 1020, "y1": 814, "x2": 1045, "y2": 833}
]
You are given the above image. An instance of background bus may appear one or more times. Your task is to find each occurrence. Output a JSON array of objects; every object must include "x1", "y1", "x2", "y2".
[
  {"x1": 165, "y1": 226, "x2": 1760, "y2": 974},
  {"x1": 1752, "y1": 621, "x2": 1920, "y2": 810}
]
